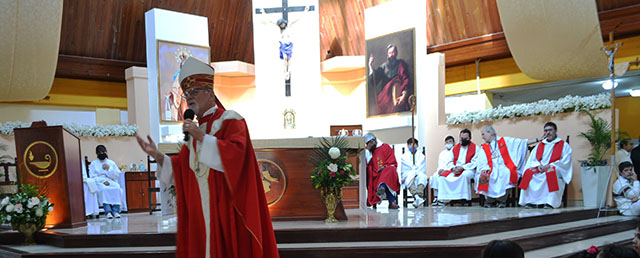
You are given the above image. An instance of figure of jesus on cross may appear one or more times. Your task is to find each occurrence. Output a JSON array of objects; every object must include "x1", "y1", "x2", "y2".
[{"x1": 256, "y1": 1, "x2": 315, "y2": 97}]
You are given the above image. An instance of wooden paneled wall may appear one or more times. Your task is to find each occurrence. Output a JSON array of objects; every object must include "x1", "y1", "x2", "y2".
[
  {"x1": 427, "y1": 0, "x2": 502, "y2": 47},
  {"x1": 59, "y1": 0, "x2": 254, "y2": 65},
  {"x1": 319, "y1": 0, "x2": 391, "y2": 59}
]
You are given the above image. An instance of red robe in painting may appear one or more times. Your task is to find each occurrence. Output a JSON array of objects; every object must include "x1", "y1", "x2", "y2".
[
  {"x1": 366, "y1": 143, "x2": 401, "y2": 206},
  {"x1": 170, "y1": 105, "x2": 279, "y2": 258}
]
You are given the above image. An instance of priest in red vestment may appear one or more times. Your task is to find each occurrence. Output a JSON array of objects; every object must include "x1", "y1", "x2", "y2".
[
  {"x1": 136, "y1": 57, "x2": 279, "y2": 258},
  {"x1": 364, "y1": 133, "x2": 401, "y2": 208}
]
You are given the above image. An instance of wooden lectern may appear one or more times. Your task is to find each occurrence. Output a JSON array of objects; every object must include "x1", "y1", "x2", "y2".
[{"x1": 14, "y1": 123, "x2": 86, "y2": 228}]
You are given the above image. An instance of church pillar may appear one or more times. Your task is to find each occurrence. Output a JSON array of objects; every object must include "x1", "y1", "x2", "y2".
[{"x1": 125, "y1": 67, "x2": 151, "y2": 138}]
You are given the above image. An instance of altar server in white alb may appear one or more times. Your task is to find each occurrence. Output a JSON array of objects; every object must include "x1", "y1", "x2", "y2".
[
  {"x1": 476, "y1": 126, "x2": 528, "y2": 208},
  {"x1": 518, "y1": 122, "x2": 572, "y2": 209},
  {"x1": 430, "y1": 135, "x2": 455, "y2": 205},
  {"x1": 435, "y1": 129, "x2": 480, "y2": 204},
  {"x1": 89, "y1": 145, "x2": 124, "y2": 218},
  {"x1": 399, "y1": 137, "x2": 428, "y2": 207},
  {"x1": 613, "y1": 161, "x2": 640, "y2": 216}
]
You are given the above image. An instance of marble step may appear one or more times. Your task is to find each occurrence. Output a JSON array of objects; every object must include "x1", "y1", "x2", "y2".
[
  {"x1": 528, "y1": 230, "x2": 634, "y2": 258},
  {"x1": 276, "y1": 216, "x2": 636, "y2": 258}
]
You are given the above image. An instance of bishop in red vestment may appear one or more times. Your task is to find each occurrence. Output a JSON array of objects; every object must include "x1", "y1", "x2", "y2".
[
  {"x1": 136, "y1": 57, "x2": 279, "y2": 258},
  {"x1": 364, "y1": 133, "x2": 401, "y2": 208}
]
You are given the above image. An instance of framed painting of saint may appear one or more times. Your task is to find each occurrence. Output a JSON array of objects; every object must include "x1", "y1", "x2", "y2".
[
  {"x1": 156, "y1": 40, "x2": 210, "y2": 122},
  {"x1": 365, "y1": 28, "x2": 416, "y2": 117}
]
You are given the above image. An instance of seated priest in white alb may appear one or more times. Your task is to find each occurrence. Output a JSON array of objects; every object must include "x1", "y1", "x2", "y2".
[
  {"x1": 399, "y1": 137, "x2": 428, "y2": 208},
  {"x1": 434, "y1": 129, "x2": 479, "y2": 205},
  {"x1": 82, "y1": 158, "x2": 99, "y2": 218},
  {"x1": 613, "y1": 161, "x2": 640, "y2": 216},
  {"x1": 89, "y1": 145, "x2": 124, "y2": 218},
  {"x1": 430, "y1": 135, "x2": 455, "y2": 206},
  {"x1": 476, "y1": 126, "x2": 528, "y2": 208},
  {"x1": 518, "y1": 122, "x2": 572, "y2": 209}
]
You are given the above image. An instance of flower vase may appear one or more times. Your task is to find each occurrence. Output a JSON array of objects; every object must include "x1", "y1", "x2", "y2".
[
  {"x1": 321, "y1": 187, "x2": 342, "y2": 223},
  {"x1": 17, "y1": 223, "x2": 38, "y2": 245}
]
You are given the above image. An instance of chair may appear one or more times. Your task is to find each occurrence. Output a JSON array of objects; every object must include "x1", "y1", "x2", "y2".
[
  {"x1": 0, "y1": 157, "x2": 19, "y2": 197},
  {"x1": 402, "y1": 147, "x2": 428, "y2": 208},
  {"x1": 147, "y1": 155, "x2": 160, "y2": 214},
  {"x1": 84, "y1": 156, "x2": 100, "y2": 218}
]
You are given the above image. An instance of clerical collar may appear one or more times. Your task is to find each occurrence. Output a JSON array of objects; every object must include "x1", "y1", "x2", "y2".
[
  {"x1": 201, "y1": 106, "x2": 217, "y2": 118},
  {"x1": 543, "y1": 136, "x2": 560, "y2": 144}
]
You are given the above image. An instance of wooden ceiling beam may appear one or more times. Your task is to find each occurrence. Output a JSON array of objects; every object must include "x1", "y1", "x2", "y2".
[
  {"x1": 429, "y1": 3, "x2": 640, "y2": 67},
  {"x1": 55, "y1": 54, "x2": 145, "y2": 82}
]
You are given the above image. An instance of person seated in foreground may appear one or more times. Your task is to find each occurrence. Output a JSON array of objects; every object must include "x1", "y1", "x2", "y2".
[
  {"x1": 481, "y1": 239, "x2": 524, "y2": 258},
  {"x1": 596, "y1": 245, "x2": 639, "y2": 258},
  {"x1": 364, "y1": 133, "x2": 401, "y2": 209}
]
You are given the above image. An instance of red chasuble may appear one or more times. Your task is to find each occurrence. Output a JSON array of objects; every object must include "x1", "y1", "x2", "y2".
[
  {"x1": 519, "y1": 140, "x2": 564, "y2": 192},
  {"x1": 441, "y1": 142, "x2": 476, "y2": 177},
  {"x1": 366, "y1": 143, "x2": 401, "y2": 206},
  {"x1": 170, "y1": 106, "x2": 279, "y2": 258}
]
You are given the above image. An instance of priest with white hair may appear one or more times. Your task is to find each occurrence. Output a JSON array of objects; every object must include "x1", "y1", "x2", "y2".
[
  {"x1": 519, "y1": 122, "x2": 572, "y2": 209},
  {"x1": 476, "y1": 126, "x2": 528, "y2": 208}
]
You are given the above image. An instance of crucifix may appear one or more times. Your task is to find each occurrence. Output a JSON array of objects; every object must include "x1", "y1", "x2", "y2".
[{"x1": 256, "y1": 1, "x2": 315, "y2": 97}]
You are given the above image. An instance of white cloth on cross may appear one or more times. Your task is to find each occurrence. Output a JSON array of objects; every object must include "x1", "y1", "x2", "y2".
[{"x1": 518, "y1": 136, "x2": 573, "y2": 208}]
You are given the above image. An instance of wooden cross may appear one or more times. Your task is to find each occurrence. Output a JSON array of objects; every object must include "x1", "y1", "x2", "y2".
[{"x1": 256, "y1": 0, "x2": 315, "y2": 97}]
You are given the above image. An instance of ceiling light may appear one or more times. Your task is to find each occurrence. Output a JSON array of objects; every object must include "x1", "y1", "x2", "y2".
[
  {"x1": 602, "y1": 80, "x2": 619, "y2": 90},
  {"x1": 631, "y1": 89, "x2": 640, "y2": 97}
]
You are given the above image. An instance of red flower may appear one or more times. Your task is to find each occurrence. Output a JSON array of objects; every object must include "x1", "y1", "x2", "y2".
[
  {"x1": 317, "y1": 171, "x2": 321, "y2": 175},
  {"x1": 340, "y1": 170, "x2": 345, "y2": 175},
  {"x1": 587, "y1": 245, "x2": 598, "y2": 254},
  {"x1": 330, "y1": 172, "x2": 336, "y2": 177}
]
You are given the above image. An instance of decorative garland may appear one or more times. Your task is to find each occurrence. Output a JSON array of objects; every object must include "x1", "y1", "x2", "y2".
[
  {"x1": 446, "y1": 93, "x2": 611, "y2": 124},
  {"x1": 0, "y1": 121, "x2": 137, "y2": 137}
]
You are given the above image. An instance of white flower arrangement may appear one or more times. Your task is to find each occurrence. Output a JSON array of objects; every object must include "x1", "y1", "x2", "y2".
[
  {"x1": 446, "y1": 93, "x2": 611, "y2": 124},
  {"x1": 0, "y1": 121, "x2": 137, "y2": 137}
]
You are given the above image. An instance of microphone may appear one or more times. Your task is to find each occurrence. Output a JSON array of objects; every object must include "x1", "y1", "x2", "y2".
[{"x1": 183, "y1": 109, "x2": 195, "y2": 141}]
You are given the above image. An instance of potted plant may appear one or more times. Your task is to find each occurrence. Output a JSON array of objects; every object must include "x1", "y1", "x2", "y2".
[
  {"x1": 310, "y1": 137, "x2": 358, "y2": 223},
  {"x1": 578, "y1": 110, "x2": 629, "y2": 208},
  {"x1": 0, "y1": 184, "x2": 54, "y2": 244}
]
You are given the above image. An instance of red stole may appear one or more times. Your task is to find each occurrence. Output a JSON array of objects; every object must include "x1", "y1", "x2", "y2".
[
  {"x1": 478, "y1": 138, "x2": 518, "y2": 191},
  {"x1": 519, "y1": 140, "x2": 564, "y2": 192},
  {"x1": 172, "y1": 107, "x2": 279, "y2": 258},
  {"x1": 441, "y1": 143, "x2": 476, "y2": 177}
]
